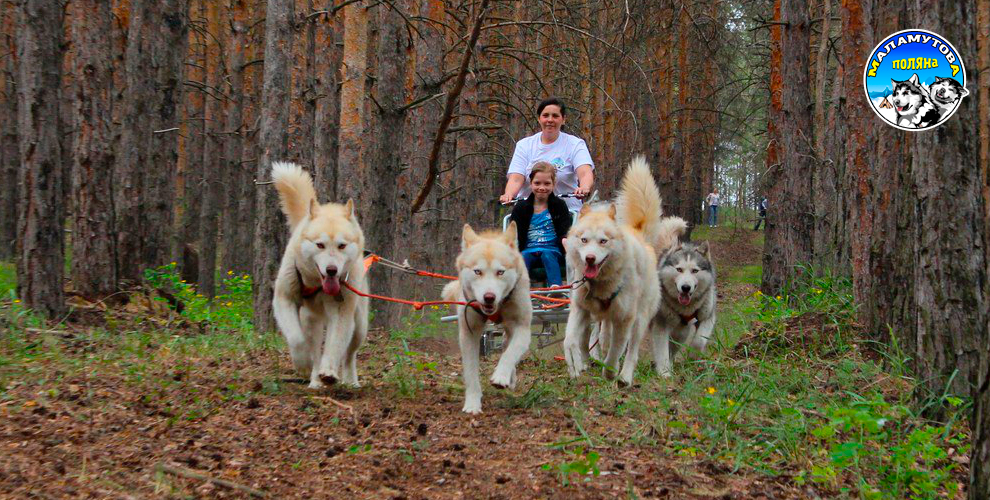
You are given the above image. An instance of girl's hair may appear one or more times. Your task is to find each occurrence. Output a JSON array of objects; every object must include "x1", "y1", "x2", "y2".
[
  {"x1": 536, "y1": 97, "x2": 566, "y2": 117},
  {"x1": 529, "y1": 162, "x2": 557, "y2": 184}
]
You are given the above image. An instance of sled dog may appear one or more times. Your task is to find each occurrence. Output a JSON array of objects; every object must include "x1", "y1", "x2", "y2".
[
  {"x1": 442, "y1": 221, "x2": 533, "y2": 414},
  {"x1": 563, "y1": 156, "x2": 687, "y2": 386},
  {"x1": 271, "y1": 162, "x2": 369, "y2": 389},
  {"x1": 928, "y1": 76, "x2": 968, "y2": 118},
  {"x1": 890, "y1": 73, "x2": 941, "y2": 128},
  {"x1": 651, "y1": 241, "x2": 717, "y2": 377},
  {"x1": 442, "y1": 223, "x2": 533, "y2": 414}
]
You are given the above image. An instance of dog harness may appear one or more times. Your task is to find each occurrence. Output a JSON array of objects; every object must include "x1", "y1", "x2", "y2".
[
  {"x1": 679, "y1": 310, "x2": 699, "y2": 326},
  {"x1": 584, "y1": 279, "x2": 622, "y2": 310}
]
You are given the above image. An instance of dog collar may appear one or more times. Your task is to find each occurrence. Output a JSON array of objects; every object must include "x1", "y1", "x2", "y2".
[
  {"x1": 588, "y1": 283, "x2": 622, "y2": 310},
  {"x1": 296, "y1": 267, "x2": 345, "y2": 301},
  {"x1": 464, "y1": 279, "x2": 520, "y2": 324}
]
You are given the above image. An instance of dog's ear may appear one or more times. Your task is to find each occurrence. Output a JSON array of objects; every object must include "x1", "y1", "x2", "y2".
[
  {"x1": 345, "y1": 198, "x2": 356, "y2": 220},
  {"x1": 890, "y1": 79, "x2": 897, "y2": 89},
  {"x1": 503, "y1": 221, "x2": 518, "y2": 249},
  {"x1": 960, "y1": 86, "x2": 970, "y2": 97},
  {"x1": 462, "y1": 223, "x2": 479, "y2": 250},
  {"x1": 579, "y1": 204, "x2": 592, "y2": 217},
  {"x1": 607, "y1": 204, "x2": 617, "y2": 220},
  {"x1": 697, "y1": 240, "x2": 710, "y2": 257},
  {"x1": 309, "y1": 198, "x2": 319, "y2": 219},
  {"x1": 909, "y1": 73, "x2": 920, "y2": 86}
]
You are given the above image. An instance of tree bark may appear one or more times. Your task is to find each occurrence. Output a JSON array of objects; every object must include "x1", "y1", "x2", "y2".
[
  {"x1": 252, "y1": 0, "x2": 294, "y2": 333},
  {"x1": 761, "y1": 0, "x2": 814, "y2": 295},
  {"x1": 70, "y1": 0, "x2": 118, "y2": 300},
  {"x1": 335, "y1": 0, "x2": 367, "y2": 205},
  {"x1": 974, "y1": 0, "x2": 990, "y2": 493},
  {"x1": 0, "y1": 5, "x2": 18, "y2": 261},
  {"x1": 178, "y1": 0, "x2": 205, "y2": 284},
  {"x1": 312, "y1": 6, "x2": 341, "y2": 199},
  {"x1": 197, "y1": 0, "x2": 226, "y2": 298},
  {"x1": 16, "y1": 0, "x2": 65, "y2": 318},
  {"x1": 220, "y1": 0, "x2": 252, "y2": 276}
]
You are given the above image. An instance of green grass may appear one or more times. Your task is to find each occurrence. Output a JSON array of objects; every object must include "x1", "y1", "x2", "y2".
[
  {"x1": 725, "y1": 264, "x2": 762, "y2": 286},
  {"x1": 0, "y1": 261, "x2": 15, "y2": 299}
]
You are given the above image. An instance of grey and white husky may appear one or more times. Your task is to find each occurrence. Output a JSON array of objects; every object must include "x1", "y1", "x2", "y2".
[
  {"x1": 890, "y1": 73, "x2": 941, "y2": 129},
  {"x1": 650, "y1": 241, "x2": 716, "y2": 377},
  {"x1": 928, "y1": 76, "x2": 968, "y2": 118}
]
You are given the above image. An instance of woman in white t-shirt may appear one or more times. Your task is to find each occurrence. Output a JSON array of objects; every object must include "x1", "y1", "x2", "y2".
[{"x1": 498, "y1": 98, "x2": 595, "y2": 212}]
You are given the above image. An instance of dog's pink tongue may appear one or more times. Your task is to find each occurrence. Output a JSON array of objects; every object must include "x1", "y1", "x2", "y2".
[
  {"x1": 584, "y1": 263, "x2": 600, "y2": 279},
  {"x1": 323, "y1": 276, "x2": 341, "y2": 296},
  {"x1": 678, "y1": 292, "x2": 691, "y2": 306}
]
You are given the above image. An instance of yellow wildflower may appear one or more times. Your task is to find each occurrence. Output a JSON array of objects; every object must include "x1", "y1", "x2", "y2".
[
  {"x1": 226, "y1": 302, "x2": 233, "y2": 306},
  {"x1": 707, "y1": 386, "x2": 716, "y2": 395},
  {"x1": 776, "y1": 295, "x2": 782, "y2": 300},
  {"x1": 13, "y1": 299, "x2": 21, "y2": 304},
  {"x1": 170, "y1": 261, "x2": 177, "y2": 266},
  {"x1": 727, "y1": 398, "x2": 735, "y2": 406},
  {"x1": 228, "y1": 270, "x2": 234, "y2": 275}
]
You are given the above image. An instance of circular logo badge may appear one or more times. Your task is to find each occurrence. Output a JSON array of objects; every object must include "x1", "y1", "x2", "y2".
[{"x1": 863, "y1": 29, "x2": 968, "y2": 131}]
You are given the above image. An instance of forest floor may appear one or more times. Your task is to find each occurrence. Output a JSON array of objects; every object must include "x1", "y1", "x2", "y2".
[{"x1": 0, "y1": 225, "x2": 971, "y2": 499}]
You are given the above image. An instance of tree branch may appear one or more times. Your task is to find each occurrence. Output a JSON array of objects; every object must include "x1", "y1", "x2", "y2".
[{"x1": 409, "y1": 0, "x2": 490, "y2": 214}]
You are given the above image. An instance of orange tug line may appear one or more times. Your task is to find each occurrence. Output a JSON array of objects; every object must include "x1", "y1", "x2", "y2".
[{"x1": 356, "y1": 254, "x2": 571, "y2": 310}]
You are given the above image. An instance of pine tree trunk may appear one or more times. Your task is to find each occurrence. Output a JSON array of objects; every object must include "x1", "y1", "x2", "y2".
[
  {"x1": 370, "y1": 0, "x2": 408, "y2": 327},
  {"x1": 197, "y1": 0, "x2": 226, "y2": 298},
  {"x1": 312, "y1": 7, "x2": 341, "y2": 198},
  {"x1": 70, "y1": 0, "x2": 118, "y2": 300},
  {"x1": 219, "y1": 0, "x2": 251, "y2": 276},
  {"x1": 0, "y1": 7, "x2": 18, "y2": 261},
  {"x1": 974, "y1": 0, "x2": 990, "y2": 494},
  {"x1": 335, "y1": 1, "x2": 367, "y2": 203},
  {"x1": 16, "y1": 0, "x2": 65, "y2": 318},
  {"x1": 252, "y1": 0, "x2": 294, "y2": 333},
  {"x1": 178, "y1": 0, "x2": 205, "y2": 284},
  {"x1": 762, "y1": 0, "x2": 813, "y2": 295}
]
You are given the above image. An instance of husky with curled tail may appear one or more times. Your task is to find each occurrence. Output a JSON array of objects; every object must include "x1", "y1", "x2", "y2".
[
  {"x1": 650, "y1": 241, "x2": 716, "y2": 377},
  {"x1": 563, "y1": 156, "x2": 687, "y2": 386},
  {"x1": 442, "y1": 222, "x2": 533, "y2": 414},
  {"x1": 270, "y1": 162, "x2": 369, "y2": 389}
]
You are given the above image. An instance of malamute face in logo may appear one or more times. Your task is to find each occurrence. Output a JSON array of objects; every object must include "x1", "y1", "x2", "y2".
[{"x1": 863, "y1": 29, "x2": 967, "y2": 131}]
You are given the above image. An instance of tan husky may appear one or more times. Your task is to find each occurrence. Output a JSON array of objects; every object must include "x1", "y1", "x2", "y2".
[
  {"x1": 271, "y1": 162, "x2": 369, "y2": 389},
  {"x1": 563, "y1": 157, "x2": 686, "y2": 386},
  {"x1": 442, "y1": 223, "x2": 533, "y2": 414}
]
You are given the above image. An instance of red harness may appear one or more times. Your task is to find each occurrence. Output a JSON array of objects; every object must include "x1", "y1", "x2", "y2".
[{"x1": 679, "y1": 310, "x2": 699, "y2": 326}]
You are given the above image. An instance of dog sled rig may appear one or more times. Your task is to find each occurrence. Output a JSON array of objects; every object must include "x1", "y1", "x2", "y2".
[{"x1": 342, "y1": 192, "x2": 598, "y2": 356}]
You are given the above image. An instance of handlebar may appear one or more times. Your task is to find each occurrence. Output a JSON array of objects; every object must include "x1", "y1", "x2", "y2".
[{"x1": 500, "y1": 193, "x2": 579, "y2": 206}]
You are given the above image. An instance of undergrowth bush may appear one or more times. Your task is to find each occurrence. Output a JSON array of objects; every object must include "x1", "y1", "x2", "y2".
[{"x1": 143, "y1": 262, "x2": 253, "y2": 330}]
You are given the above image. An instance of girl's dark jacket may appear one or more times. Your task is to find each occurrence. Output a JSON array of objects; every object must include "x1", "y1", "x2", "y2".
[{"x1": 509, "y1": 192, "x2": 572, "y2": 255}]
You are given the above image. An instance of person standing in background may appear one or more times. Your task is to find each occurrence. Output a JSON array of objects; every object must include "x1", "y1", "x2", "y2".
[{"x1": 705, "y1": 188, "x2": 720, "y2": 227}]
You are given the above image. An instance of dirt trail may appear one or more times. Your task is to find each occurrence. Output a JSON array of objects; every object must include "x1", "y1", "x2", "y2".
[{"x1": 1, "y1": 228, "x2": 800, "y2": 499}]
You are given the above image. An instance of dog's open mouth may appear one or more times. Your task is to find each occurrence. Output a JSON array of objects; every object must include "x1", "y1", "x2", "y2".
[
  {"x1": 322, "y1": 275, "x2": 341, "y2": 296},
  {"x1": 678, "y1": 291, "x2": 692, "y2": 306},
  {"x1": 583, "y1": 256, "x2": 607, "y2": 279},
  {"x1": 480, "y1": 304, "x2": 497, "y2": 315},
  {"x1": 896, "y1": 103, "x2": 912, "y2": 113}
]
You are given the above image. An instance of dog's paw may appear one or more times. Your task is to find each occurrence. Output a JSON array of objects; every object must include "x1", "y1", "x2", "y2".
[
  {"x1": 318, "y1": 371, "x2": 339, "y2": 386},
  {"x1": 490, "y1": 369, "x2": 514, "y2": 390},
  {"x1": 617, "y1": 373, "x2": 633, "y2": 388},
  {"x1": 462, "y1": 402, "x2": 482, "y2": 414},
  {"x1": 307, "y1": 379, "x2": 325, "y2": 390}
]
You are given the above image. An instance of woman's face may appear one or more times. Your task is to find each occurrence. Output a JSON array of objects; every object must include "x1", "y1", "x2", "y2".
[
  {"x1": 538, "y1": 105, "x2": 565, "y2": 136},
  {"x1": 531, "y1": 171, "x2": 554, "y2": 199}
]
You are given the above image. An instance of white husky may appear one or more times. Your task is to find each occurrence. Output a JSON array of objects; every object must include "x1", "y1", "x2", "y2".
[
  {"x1": 651, "y1": 241, "x2": 717, "y2": 377},
  {"x1": 442, "y1": 223, "x2": 533, "y2": 414},
  {"x1": 271, "y1": 162, "x2": 369, "y2": 389},
  {"x1": 563, "y1": 157, "x2": 686, "y2": 386}
]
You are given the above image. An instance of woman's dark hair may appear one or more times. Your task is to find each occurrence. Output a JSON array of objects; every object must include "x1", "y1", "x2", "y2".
[{"x1": 536, "y1": 97, "x2": 566, "y2": 117}]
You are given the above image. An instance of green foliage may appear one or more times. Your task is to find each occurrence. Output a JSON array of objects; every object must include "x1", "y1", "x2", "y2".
[
  {"x1": 385, "y1": 340, "x2": 434, "y2": 398},
  {"x1": 798, "y1": 395, "x2": 965, "y2": 499},
  {"x1": 143, "y1": 262, "x2": 254, "y2": 330},
  {"x1": 0, "y1": 261, "x2": 15, "y2": 299},
  {"x1": 542, "y1": 444, "x2": 601, "y2": 486}
]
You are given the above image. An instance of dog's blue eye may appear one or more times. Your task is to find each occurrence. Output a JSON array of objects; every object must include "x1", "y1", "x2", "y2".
[
  {"x1": 474, "y1": 269, "x2": 482, "y2": 276},
  {"x1": 316, "y1": 242, "x2": 325, "y2": 249}
]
